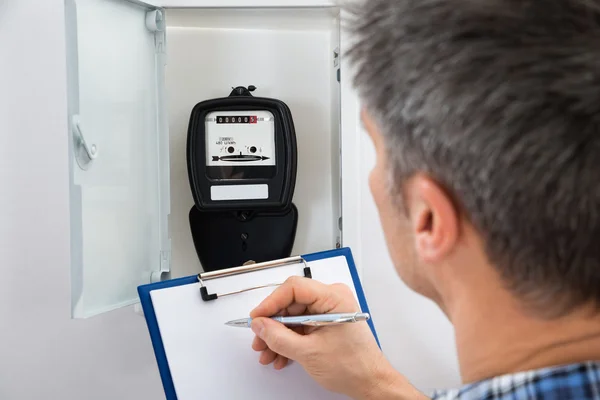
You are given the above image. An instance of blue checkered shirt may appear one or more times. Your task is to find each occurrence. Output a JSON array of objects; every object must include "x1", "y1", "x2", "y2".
[{"x1": 431, "y1": 362, "x2": 600, "y2": 399}]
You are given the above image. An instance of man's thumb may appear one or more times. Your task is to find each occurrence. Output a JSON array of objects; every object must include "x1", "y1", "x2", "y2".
[{"x1": 251, "y1": 317, "x2": 304, "y2": 360}]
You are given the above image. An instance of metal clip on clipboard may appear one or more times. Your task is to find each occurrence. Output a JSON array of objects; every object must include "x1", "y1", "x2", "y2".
[{"x1": 197, "y1": 256, "x2": 312, "y2": 301}]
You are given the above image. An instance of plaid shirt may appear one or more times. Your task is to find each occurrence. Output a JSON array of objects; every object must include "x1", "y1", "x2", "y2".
[{"x1": 431, "y1": 362, "x2": 600, "y2": 400}]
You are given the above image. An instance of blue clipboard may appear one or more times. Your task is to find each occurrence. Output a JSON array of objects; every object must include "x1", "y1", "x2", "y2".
[{"x1": 137, "y1": 247, "x2": 379, "y2": 400}]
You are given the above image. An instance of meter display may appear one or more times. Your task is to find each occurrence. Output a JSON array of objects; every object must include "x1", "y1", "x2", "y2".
[{"x1": 205, "y1": 110, "x2": 276, "y2": 180}]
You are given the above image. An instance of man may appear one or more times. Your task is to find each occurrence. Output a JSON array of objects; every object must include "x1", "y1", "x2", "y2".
[{"x1": 249, "y1": 0, "x2": 600, "y2": 398}]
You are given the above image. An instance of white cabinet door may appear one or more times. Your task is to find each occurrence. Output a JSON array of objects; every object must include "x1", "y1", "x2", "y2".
[{"x1": 65, "y1": 0, "x2": 170, "y2": 318}]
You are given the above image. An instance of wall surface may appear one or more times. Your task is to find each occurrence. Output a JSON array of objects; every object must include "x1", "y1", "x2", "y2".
[
  {"x1": 0, "y1": 1, "x2": 163, "y2": 399},
  {"x1": 0, "y1": 0, "x2": 460, "y2": 398}
]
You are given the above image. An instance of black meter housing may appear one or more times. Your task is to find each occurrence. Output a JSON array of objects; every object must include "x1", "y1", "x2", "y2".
[
  {"x1": 187, "y1": 85, "x2": 297, "y2": 211},
  {"x1": 186, "y1": 86, "x2": 299, "y2": 272}
]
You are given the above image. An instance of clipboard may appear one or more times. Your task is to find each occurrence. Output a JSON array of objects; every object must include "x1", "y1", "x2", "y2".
[{"x1": 137, "y1": 247, "x2": 379, "y2": 400}]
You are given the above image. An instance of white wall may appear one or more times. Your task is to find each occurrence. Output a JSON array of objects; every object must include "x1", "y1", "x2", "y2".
[{"x1": 0, "y1": 0, "x2": 459, "y2": 398}]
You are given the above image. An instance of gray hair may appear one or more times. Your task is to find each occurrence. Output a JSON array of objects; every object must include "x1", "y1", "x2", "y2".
[{"x1": 345, "y1": 0, "x2": 600, "y2": 317}]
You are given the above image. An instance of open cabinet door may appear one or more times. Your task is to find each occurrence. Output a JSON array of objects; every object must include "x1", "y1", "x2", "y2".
[{"x1": 65, "y1": 0, "x2": 170, "y2": 318}]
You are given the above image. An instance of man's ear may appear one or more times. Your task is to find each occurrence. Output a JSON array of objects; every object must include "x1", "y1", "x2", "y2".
[{"x1": 405, "y1": 174, "x2": 460, "y2": 263}]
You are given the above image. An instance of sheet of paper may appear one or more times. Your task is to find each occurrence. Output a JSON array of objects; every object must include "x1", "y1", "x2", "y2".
[{"x1": 150, "y1": 256, "x2": 358, "y2": 400}]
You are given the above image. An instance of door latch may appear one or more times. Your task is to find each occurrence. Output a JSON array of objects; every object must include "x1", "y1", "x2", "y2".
[{"x1": 71, "y1": 114, "x2": 97, "y2": 169}]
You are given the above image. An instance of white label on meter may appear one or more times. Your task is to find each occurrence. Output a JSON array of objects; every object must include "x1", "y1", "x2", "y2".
[
  {"x1": 205, "y1": 110, "x2": 276, "y2": 166},
  {"x1": 210, "y1": 184, "x2": 269, "y2": 201}
]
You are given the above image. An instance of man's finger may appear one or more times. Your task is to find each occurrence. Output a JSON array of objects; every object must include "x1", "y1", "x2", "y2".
[
  {"x1": 252, "y1": 335, "x2": 267, "y2": 351},
  {"x1": 259, "y1": 348, "x2": 277, "y2": 365},
  {"x1": 251, "y1": 317, "x2": 307, "y2": 360},
  {"x1": 250, "y1": 277, "x2": 340, "y2": 319},
  {"x1": 286, "y1": 302, "x2": 308, "y2": 316},
  {"x1": 273, "y1": 354, "x2": 289, "y2": 370}
]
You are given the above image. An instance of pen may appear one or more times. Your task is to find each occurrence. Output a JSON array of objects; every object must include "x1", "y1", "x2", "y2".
[{"x1": 225, "y1": 312, "x2": 370, "y2": 327}]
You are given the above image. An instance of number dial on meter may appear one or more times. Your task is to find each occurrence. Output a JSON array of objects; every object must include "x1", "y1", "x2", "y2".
[{"x1": 205, "y1": 110, "x2": 276, "y2": 180}]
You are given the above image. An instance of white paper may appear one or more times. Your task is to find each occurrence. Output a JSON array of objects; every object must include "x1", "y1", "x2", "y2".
[{"x1": 150, "y1": 256, "x2": 358, "y2": 399}]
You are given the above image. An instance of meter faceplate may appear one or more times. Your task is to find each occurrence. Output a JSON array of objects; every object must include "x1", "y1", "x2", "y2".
[{"x1": 187, "y1": 96, "x2": 297, "y2": 212}]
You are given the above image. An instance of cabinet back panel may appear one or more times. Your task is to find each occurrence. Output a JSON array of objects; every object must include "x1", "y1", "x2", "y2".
[{"x1": 165, "y1": 8, "x2": 341, "y2": 276}]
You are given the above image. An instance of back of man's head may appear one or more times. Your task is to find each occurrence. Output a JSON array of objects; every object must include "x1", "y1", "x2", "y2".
[{"x1": 346, "y1": 0, "x2": 600, "y2": 318}]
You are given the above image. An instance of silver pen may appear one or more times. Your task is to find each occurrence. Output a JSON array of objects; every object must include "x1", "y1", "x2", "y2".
[{"x1": 225, "y1": 312, "x2": 370, "y2": 327}]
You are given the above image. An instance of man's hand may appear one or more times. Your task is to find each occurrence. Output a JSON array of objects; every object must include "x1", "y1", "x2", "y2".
[{"x1": 249, "y1": 276, "x2": 426, "y2": 400}]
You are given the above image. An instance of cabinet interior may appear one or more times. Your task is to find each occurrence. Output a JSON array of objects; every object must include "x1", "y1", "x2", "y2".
[{"x1": 164, "y1": 7, "x2": 343, "y2": 277}]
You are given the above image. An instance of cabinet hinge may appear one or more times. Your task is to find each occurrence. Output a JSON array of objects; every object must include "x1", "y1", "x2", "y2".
[
  {"x1": 146, "y1": 9, "x2": 167, "y2": 65},
  {"x1": 160, "y1": 250, "x2": 171, "y2": 271},
  {"x1": 151, "y1": 250, "x2": 171, "y2": 283},
  {"x1": 334, "y1": 47, "x2": 340, "y2": 83},
  {"x1": 155, "y1": 31, "x2": 167, "y2": 65}
]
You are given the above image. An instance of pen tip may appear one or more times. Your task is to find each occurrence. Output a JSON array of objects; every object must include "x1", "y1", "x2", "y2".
[{"x1": 225, "y1": 318, "x2": 249, "y2": 327}]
